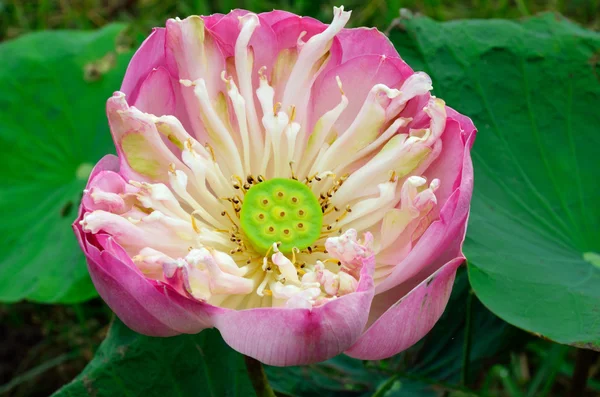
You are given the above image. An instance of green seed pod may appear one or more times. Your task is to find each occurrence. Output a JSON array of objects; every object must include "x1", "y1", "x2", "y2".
[{"x1": 240, "y1": 178, "x2": 323, "y2": 254}]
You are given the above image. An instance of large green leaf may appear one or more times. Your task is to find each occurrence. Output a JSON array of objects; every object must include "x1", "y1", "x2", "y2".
[
  {"x1": 0, "y1": 25, "x2": 132, "y2": 303},
  {"x1": 390, "y1": 14, "x2": 600, "y2": 348},
  {"x1": 53, "y1": 319, "x2": 255, "y2": 396}
]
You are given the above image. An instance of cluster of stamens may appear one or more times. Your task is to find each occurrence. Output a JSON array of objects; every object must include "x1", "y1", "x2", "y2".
[{"x1": 211, "y1": 163, "x2": 351, "y2": 286}]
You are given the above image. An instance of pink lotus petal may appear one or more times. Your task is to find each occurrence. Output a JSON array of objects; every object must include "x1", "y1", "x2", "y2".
[
  {"x1": 213, "y1": 255, "x2": 375, "y2": 366},
  {"x1": 133, "y1": 66, "x2": 176, "y2": 117},
  {"x1": 83, "y1": 233, "x2": 216, "y2": 336},
  {"x1": 311, "y1": 54, "x2": 413, "y2": 135},
  {"x1": 271, "y1": 14, "x2": 344, "y2": 88},
  {"x1": 259, "y1": 10, "x2": 297, "y2": 26},
  {"x1": 345, "y1": 256, "x2": 463, "y2": 359},
  {"x1": 74, "y1": 155, "x2": 121, "y2": 248},
  {"x1": 121, "y1": 28, "x2": 167, "y2": 103},
  {"x1": 207, "y1": 11, "x2": 278, "y2": 74},
  {"x1": 337, "y1": 27, "x2": 400, "y2": 62}
]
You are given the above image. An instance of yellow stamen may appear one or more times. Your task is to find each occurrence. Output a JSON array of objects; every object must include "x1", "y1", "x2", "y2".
[
  {"x1": 190, "y1": 215, "x2": 201, "y2": 233},
  {"x1": 205, "y1": 142, "x2": 216, "y2": 162}
]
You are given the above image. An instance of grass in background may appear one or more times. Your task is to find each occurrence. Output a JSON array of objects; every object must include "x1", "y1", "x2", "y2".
[
  {"x1": 1, "y1": 0, "x2": 599, "y2": 42},
  {"x1": 0, "y1": 301, "x2": 111, "y2": 396}
]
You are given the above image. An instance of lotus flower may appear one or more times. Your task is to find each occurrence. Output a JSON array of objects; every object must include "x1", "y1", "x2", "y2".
[{"x1": 74, "y1": 6, "x2": 476, "y2": 366}]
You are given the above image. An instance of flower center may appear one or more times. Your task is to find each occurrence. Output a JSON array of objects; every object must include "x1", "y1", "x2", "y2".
[{"x1": 240, "y1": 178, "x2": 323, "y2": 254}]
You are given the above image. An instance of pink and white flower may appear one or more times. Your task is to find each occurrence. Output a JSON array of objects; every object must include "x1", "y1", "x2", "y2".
[{"x1": 74, "y1": 6, "x2": 476, "y2": 366}]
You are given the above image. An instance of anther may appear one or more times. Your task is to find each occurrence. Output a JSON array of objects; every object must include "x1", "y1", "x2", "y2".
[
  {"x1": 336, "y1": 75, "x2": 345, "y2": 95},
  {"x1": 190, "y1": 215, "x2": 201, "y2": 233},
  {"x1": 205, "y1": 142, "x2": 216, "y2": 162},
  {"x1": 257, "y1": 175, "x2": 265, "y2": 182},
  {"x1": 234, "y1": 175, "x2": 246, "y2": 192},
  {"x1": 289, "y1": 161, "x2": 297, "y2": 180}
]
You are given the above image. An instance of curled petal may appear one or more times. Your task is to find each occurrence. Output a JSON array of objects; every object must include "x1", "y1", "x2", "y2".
[
  {"x1": 82, "y1": 170, "x2": 132, "y2": 213},
  {"x1": 325, "y1": 230, "x2": 373, "y2": 277},
  {"x1": 376, "y1": 116, "x2": 476, "y2": 293},
  {"x1": 121, "y1": 28, "x2": 167, "y2": 101},
  {"x1": 75, "y1": 220, "x2": 216, "y2": 336},
  {"x1": 133, "y1": 67, "x2": 176, "y2": 117}
]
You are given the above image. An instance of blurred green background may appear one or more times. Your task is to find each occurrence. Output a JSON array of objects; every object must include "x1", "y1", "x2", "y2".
[
  {"x1": 1, "y1": 0, "x2": 599, "y2": 396},
  {"x1": 1, "y1": 0, "x2": 599, "y2": 41}
]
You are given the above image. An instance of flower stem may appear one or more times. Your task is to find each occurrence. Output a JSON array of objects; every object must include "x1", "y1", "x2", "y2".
[
  {"x1": 244, "y1": 355, "x2": 277, "y2": 397},
  {"x1": 461, "y1": 287, "x2": 474, "y2": 386},
  {"x1": 569, "y1": 348, "x2": 599, "y2": 397}
]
